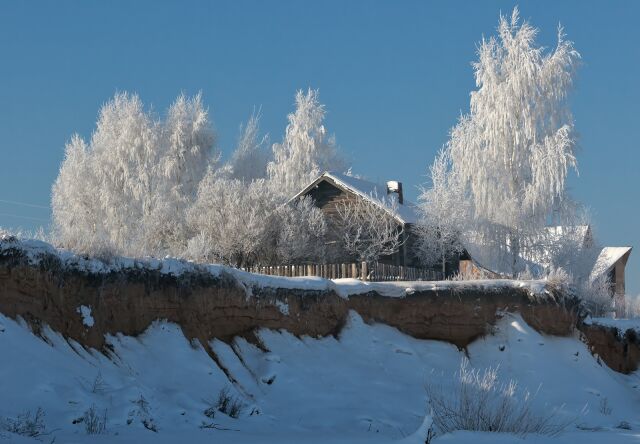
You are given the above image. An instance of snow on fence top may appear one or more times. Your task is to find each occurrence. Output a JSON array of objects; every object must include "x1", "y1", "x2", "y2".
[{"x1": 0, "y1": 234, "x2": 550, "y2": 299}]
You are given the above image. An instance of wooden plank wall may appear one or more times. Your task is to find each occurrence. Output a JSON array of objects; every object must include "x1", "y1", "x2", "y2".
[{"x1": 244, "y1": 262, "x2": 443, "y2": 281}]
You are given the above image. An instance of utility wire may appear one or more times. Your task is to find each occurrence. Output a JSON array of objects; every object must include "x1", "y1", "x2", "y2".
[
  {"x1": 0, "y1": 213, "x2": 50, "y2": 222},
  {"x1": 0, "y1": 199, "x2": 50, "y2": 210}
]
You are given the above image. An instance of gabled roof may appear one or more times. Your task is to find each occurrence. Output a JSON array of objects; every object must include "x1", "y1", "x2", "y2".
[
  {"x1": 544, "y1": 225, "x2": 593, "y2": 248},
  {"x1": 590, "y1": 247, "x2": 632, "y2": 281},
  {"x1": 291, "y1": 171, "x2": 419, "y2": 224}
]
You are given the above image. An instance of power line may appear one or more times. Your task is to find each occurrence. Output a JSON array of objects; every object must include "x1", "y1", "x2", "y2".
[
  {"x1": 0, "y1": 199, "x2": 50, "y2": 210},
  {"x1": 0, "y1": 213, "x2": 50, "y2": 222}
]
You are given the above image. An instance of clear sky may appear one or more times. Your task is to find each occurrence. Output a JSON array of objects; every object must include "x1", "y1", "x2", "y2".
[{"x1": 0, "y1": 1, "x2": 638, "y2": 293}]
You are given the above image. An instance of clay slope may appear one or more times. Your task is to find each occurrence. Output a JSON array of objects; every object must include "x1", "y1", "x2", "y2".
[{"x1": 0, "y1": 237, "x2": 581, "y2": 350}]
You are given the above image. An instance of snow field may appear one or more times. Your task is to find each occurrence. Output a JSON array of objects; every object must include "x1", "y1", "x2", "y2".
[{"x1": 1, "y1": 311, "x2": 639, "y2": 443}]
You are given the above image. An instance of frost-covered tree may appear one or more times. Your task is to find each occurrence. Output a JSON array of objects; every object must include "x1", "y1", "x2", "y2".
[
  {"x1": 416, "y1": 148, "x2": 468, "y2": 274},
  {"x1": 580, "y1": 275, "x2": 614, "y2": 317},
  {"x1": 149, "y1": 93, "x2": 216, "y2": 255},
  {"x1": 335, "y1": 194, "x2": 404, "y2": 265},
  {"x1": 447, "y1": 8, "x2": 581, "y2": 276},
  {"x1": 187, "y1": 171, "x2": 328, "y2": 267},
  {"x1": 268, "y1": 89, "x2": 345, "y2": 198},
  {"x1": 271, "y1": 196, "x2": 327, "y2": 264},
  {"x1": 160, "y1": 93, "x2": 216, "y2": 205},
  {"x1": 186, "y1": 172, "x2": 275, "y2": 267},
  {"x1": 51, "y1": 135, "x2": 112, "y2": 256},
  {"x1": 52, "y1": 92, "x2": 218, "y2": 258},
  {"x1": 226, "y1": 111, "x2": 270, "y2": 182},
  {"x1": 87, "y1": 92, "x2": 161, "y2": 255}
]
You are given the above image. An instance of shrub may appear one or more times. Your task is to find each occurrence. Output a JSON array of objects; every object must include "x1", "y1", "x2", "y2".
[
  {"x1": 127, "y1": 395, "x2": 157, "y2": 432},
  {"x1": 91, "y1": 371, "x2": 107, "y2": 394},
  {"x1": 622, "y1": 294, "x2": 640, "y2": 318},
  {"x1": 426, "y1": 359, "x2": 571, "y2": 437},
  {"x1": 546, "y1": 267, "x2": 572, "y2": 290},
  {"x1": 214, "y1": 387, "x2": 245, "y2": 419},
  {"x1": 1, "y1": 407, "x2": 46, "y2": 438},
  {"x1": 83, "y1": 405, "x2": 107, "y2": 435},
  {"x1": 579, "y1": 276, "x2": 614, "y2": 317},
  {"x1": 599, "y1": 397, "x2": 612, "y2": 416},
  {"x1": 448, "y1": 267, "x2": 487, "y2": 281}
]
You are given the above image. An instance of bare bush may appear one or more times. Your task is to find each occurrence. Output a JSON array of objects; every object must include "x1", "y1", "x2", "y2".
[
  {"x1": 214, "y1": 387, "x2": 245, "y2": 419},
  {"x1": 127, "y1": 395, "x2": 156, "y2": 432},
  {"x1": 622, "y1": 295, "x2": 640, "y2": 318},
  {"x1": 580, "y1": 276, "x2": 614, "y2": 317},
  {"x1": 448, "y1": 267, "x2": 488, "y2": 281},
  {"x1": 546, "y1": 267, "x2": 572, "y2": 291},
  {"x1": 335, "y1": 193, "x2": 404, "y2": 264},
  {"x1": 83, "y1": 405, "x2": 107, "y2": 435},
  {"x1": 599, "y1": 397, "x2": 612, "y2": 416},
  {"x1": 1, "y1": 407, "x2": 46, "y2": 438},
  {"x1": 91, "y1": 371, "x2": 107, "y2": 394},
  {"x1": 426, "y1": 359, "x2": 571, "y2": 437}
]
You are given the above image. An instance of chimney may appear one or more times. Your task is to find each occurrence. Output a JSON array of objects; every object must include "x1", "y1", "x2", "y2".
[{"x1": 386, "y1": 180, "x2": 403, "y2": 204}]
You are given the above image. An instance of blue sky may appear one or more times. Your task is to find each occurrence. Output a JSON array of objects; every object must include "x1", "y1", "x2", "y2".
[{"x1": 0, "y1": 1, "x2": 638, "y2": 293}]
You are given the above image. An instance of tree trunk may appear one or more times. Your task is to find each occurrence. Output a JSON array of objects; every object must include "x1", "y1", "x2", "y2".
[{"x1": 509, "y1": 231, "x2": 520, "y2": 278}]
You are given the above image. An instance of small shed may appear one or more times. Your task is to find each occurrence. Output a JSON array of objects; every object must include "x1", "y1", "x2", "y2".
[{"x1": 590, "y1": 246, "x2": 632, "y2": 299}]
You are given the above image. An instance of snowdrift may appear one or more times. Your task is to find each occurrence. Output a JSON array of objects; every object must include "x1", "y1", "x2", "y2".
[{"x1": 1, "y1": 311, "x2": 640, "y2": 443}]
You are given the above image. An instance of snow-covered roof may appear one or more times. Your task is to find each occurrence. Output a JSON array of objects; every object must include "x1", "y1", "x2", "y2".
[
  {"x1": 589, "y1": 247, "x2": 632, "y2": 281},
  {"x1": 544, "y1": 225, "x2": 592, "y2": 247},
  {"x1": 292, "y1": 171, "x2": 419, "y2": 224}
]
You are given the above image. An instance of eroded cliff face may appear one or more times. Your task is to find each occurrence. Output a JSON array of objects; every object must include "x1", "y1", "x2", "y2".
[
  {"x1": 579, "y1": 324, "x2": 640, "y2": 374},
  {"x1": 0, "y1": 240, "x2": 581, "y2": 352},
  {"x1": 3, "y1": 238, "x2": 636, "y2": 374}
]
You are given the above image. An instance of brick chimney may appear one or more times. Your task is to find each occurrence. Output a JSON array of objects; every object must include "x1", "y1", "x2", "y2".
[{"x1": 386, "y1": 180, "x2": 403, "y2": 204}]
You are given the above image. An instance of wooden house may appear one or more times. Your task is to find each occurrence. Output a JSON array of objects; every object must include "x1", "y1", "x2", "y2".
[
  {"x1": 290, "y1": 171, "x2": 422, "y2": 267},
  {"x1": 590, "y1": 246, "x2": 632, "y2": 309}
]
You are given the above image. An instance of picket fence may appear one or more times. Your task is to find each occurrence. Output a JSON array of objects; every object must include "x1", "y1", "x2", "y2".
[{"x1": 244, "y1": 261, "x2": 442, "y2": 281}]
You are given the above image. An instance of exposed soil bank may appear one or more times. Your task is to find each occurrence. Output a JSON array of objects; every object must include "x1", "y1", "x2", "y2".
[
  {"x1": 2, "y1": 238, "x2": 637, "y2": 374},
  {"x1": 579, "y1": 323, "x2": 640, "y2": 374}
]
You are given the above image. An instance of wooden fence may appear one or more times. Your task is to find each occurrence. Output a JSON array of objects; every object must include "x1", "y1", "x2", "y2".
[{"x1": 244, "y1": 262, "x2": 442, "y2": 281}]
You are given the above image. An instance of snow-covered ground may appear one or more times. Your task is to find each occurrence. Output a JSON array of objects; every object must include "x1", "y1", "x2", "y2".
[
  {"x1": 1, "y1": 235, "x2": 549, "y2": 300},
  {"x1": 586, "y1": 317, "x2": 640, "y2": 335},
  {"x1": 1, "y1": 311, "x2": 640, "y2": 443}
]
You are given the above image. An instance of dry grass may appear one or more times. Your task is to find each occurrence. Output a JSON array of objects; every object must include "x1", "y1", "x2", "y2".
[{"x1": 426, "y1": 359, "x2": 572, "y2": 437}]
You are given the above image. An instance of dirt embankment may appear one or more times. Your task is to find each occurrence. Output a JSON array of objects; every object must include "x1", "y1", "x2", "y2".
[
  {"x1": 2, "y1": 240, "x2": 636, "y2": 374},
  {"x1": 0, "y1": 243, "x2": 640, "y2": 373},
  {"x1": 579, "y1": 323, "x2": 640, "y2": 374},
  {"x1": 0, "y1": 242, "x2": 576, "y2": 348}
]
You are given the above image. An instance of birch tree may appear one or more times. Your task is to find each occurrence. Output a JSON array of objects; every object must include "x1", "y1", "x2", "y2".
[
  {"x1": 268, "y1": 89, "x2": 345, "y2": 198},
  {"x1": 335, "y1": 194, "x2": 404, "y2": 265},
  {"x1": 187, "y1": 174, "x2": 327, "y2": 267},
  {"x1": 51, "y1": 135, "x2": 111, "y2": 256},
  {"x1": 186, "y1": 172, "x2": 276, "y2": 267},
  {"x1": 272, "y1": 196, "x2": 327, "y2": 264},
  {"x1": 148, "y1": 93, "x2": 216, "y2": 255},
  {"x1": 416, "y1": 148, "x2": 468, "y2": 274},
  {"x1": 447, "y1": 8, "x2": 581, "y2": 276},
  {"x1": 52, "y1": 92, "x2": 218, "y2": 258},
  {"x1": 82, "y1": 92, "x2": 160, "y2": 256},
  {"x1": 227, "y1": 111, "x2": 271, "y2": 182}
]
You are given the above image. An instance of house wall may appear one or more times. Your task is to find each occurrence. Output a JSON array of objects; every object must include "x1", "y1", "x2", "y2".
[
  {"x1": 614, "y1": 260, "x2": 626, "y2": 296},
  {"x1": 303, "y1": 180, "x2": 415, "y2": 266}
]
